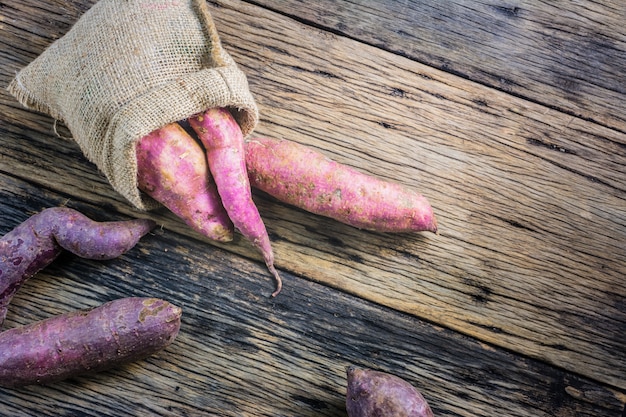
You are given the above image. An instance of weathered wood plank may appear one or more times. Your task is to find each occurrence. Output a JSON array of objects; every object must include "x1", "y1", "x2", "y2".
[
  {"x1": 210, "y1": 0, "x2": 626, "y2": 389},
  {"x1": 0, "y1": 175, "x2": 624, "y2": 416},
  {"x1": 251, "y1": 0, "x2": 626, "y2": 133},
  {"x1": 1, "y1": 0, "x2": 624, "y2": 403}
]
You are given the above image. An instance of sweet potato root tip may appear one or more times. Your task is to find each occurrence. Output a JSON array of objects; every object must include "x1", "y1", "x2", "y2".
[
  {"x1": 346, "y1": 366, "x2": 435, "y2": 417},
  {"x1": 0, "y1": 208, "x2": 156, "y2": 326},
  {"x1": 245, "y1": 137, "x2": 438, "y2": 234},
  {"x1": 0, "y1": 297, "x2": 181, "y2": 388},
  {"x1": 268, "y1": 263, "x2": 282, "y2": 297},
  {"x1": 189, "y1": 108, "x2": 282, "y2": 296},
  {"x1": 136, "y1": 122, "x2": 234, "y2": 242}
]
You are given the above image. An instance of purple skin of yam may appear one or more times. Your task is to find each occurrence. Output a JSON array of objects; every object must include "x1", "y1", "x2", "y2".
[
  {"x1": 0, "y1": 207, "x2": 156, "y2": 326},
  {"x1": 188, "y1": 108, "x2": 282, "y2": 297},
  {"x1": 0, "y1": 297, "x2": 181, "y2": 388},
  {"x1": 346, "y1": 366, "x2": 435, "y2": 417},
  {"x1": 245, "y1": 137, "x2": 438, "y2": 234}
]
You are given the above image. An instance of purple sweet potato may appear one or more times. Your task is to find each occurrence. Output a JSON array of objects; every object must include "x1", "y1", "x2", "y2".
[
  {"x1": 0, "y1": 297, "x2": 181, "y2": 388},
  {"x1": 346, "y1": 366, "x2": 435, "y2": 417},
  {"x1": 0, "y1": 207, "x2": 155, "y2": 326},
  {"x1": 136, "y1": 122, "x2": 234, "y2": 242},
  {"x1": 245, "y1": 137, "x2": 438, "y2": 234},
  {"x1": 189, "y1": 108, "x2": 282, "y2": 297}
]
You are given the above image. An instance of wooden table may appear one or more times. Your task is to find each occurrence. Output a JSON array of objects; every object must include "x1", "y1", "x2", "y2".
[{"x1": 1, "y1": 1, "x2": 624, "y2": 415}]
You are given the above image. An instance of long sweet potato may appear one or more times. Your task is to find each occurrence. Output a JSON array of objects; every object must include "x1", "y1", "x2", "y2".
[
  {"x1": 0, "y1": 208, "x2": 155, "y2": 326},
  {"x1": 189, "y1": 108, "x2": 282, "y2": 297},
  {"x1": 346, "y1": 366, "x2": 435, "y2": 417},
  {"x1": 0, "y1": 297, "x2": 181, "y2": 388},
  {"x1": 136, "y1": 122, "x2": 234, "y2": 242},
  {"x1": 245, "y1": 137, "x2": 438, "y2": 234}
]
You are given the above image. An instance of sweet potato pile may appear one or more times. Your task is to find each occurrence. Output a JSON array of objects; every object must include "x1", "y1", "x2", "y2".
[
  {"x1": 136, "y1": 107, "x2": 437, "y2": 296},
  {"x1": 2, "y1": 105, "x2": 437, "y2": 399},
  {"x1": 2, "y1": 105, "x2": 437, "y2": 401}
]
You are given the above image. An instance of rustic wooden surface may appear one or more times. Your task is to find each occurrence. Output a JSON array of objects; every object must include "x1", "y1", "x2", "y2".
[{"x1": 1, "y1": 0, "x2": 625, "y2": 416}]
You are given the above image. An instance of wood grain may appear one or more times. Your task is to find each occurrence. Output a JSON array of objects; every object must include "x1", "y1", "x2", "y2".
[
  {"x1": 251, "y1": 0, "x2": 626, "y2": 133},
  {"x1": 209, "y1": 0, "x2": 626, "y2": 390},
  {"x1": 1, "y1": 0, "x2": 625, "y2": 415},
  {"x1": 0, "y1": 175, "x2": 623, "y2": 417}
]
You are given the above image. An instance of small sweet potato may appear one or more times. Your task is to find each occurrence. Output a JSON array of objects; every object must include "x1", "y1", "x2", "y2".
[
  {"x1": 245, "y1": 137, "x2": 438, "y2": 234},
  {"x1": 0, "y1": 207, "x2": 155, "y2": 326},
  {"x1": 189, "y1": 108, "x2": 282, "y2": 297},
  {"x1": 136, "y1": 122, "x2": 234, "y2": 242},
  {"x1": 0, "y1": 297, "x2": 181, "y2": 388},
  {"x1": 346, "y1": 366, "x2": 433, "y2": 417},
  {"x1": 346, "y1": 366, "x2": 434, "y2": 417}
]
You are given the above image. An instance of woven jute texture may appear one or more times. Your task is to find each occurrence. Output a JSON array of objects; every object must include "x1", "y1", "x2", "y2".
[{"x1": 7, "y1": 0, "x2": 258, "y2": 210}]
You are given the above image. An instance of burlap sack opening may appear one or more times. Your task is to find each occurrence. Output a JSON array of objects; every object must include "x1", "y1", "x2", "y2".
[{"x1": 7, "y1": 0, "x2": 258, "y2": 210}]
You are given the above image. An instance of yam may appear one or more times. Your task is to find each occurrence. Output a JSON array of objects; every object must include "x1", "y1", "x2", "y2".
[
  {"x1": 346, "y1": 366, "x2": 435, "y2": 417},
  {"x1": 0, "y1": 208, "x2": 155, "y2": 325},
  {"x1": 245, "y1": 137, "x2": 437, "y2": 233},
  {"x1": 136, "y1": 122, "x2": 234, "y2": 242},
  {"x1": 189, "y1": 108, "x2": 282, "y2": 297},
  {"x1": 0, "y1": 297, "x2": 181, "y2": 388}
]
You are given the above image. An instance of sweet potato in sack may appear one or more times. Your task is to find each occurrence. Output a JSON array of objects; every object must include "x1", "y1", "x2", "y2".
[
  {"x1": 136, "y1": 122, "x2": 234, "y2": 242},
  {"x1": 189, "y1": 108, "x2": 282, "y2": 297},
  {"x1": 346, "y1": 366, "x2": 435, "y2": 417},
  {"x1": 245, "y1": 137, "x2": 438, "y2": 234},
  {"x1": 0, "y1": 297, "x2": 181, "y2": 388},
  {"x1": 0, "y1": 207, "x2": 155, "y2": 326}
]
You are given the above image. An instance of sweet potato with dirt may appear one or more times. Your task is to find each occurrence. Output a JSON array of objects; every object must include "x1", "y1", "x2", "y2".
[
  {"x1": 0, "y1": 208, "x2": 155, "y2": 326},
  {"x1": 245, "y1": 137, "x2": 437, "y2": 234},
  {"x1": 189, "y1": 108, "x2": 282, "y2": 297},
  {"x1": 0, "y1": 297, "x2": 181, "y2": 388},
  {"x1": 136, "y1": 122, "x2": 234, "y2": 242},
  {"x1": 346, "y1": 366, "x2": 434, "y2": 417}
]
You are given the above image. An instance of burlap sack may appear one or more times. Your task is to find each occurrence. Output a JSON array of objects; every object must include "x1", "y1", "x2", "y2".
[{"x1": 7, "y1": 0, "x2": 258, "y2": 210}]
